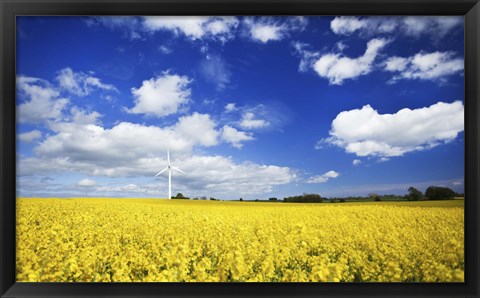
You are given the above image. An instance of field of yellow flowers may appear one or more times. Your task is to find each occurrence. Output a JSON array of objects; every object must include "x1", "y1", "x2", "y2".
[{"x1": 16, "y1": 198, "x2": 464, "y2": 282}]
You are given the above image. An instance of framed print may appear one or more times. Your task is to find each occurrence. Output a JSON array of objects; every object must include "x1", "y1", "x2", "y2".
[{"x1": 1, "y1": 0, "x2": 479, "y2": 297}]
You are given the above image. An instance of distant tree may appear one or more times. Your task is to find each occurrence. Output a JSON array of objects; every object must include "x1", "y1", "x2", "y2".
[
  {"x1": 200, "y1": 196, "x2": 207, "y2": 200},
  {"x1": 381, "y1": 194, "x2": 404, "y2": 201},
  {"x1": 255, "y1": 199, "x2": 259, "y2": 202},
  {"x1": 339, "y1": 199, "x2": 346, "y2": 203},
  {"x1": 268, "y1": 197, "x2": 278, "y2": 201},
  {"x1": 209, "y1": 197, "x2": 216, "y2": 201},
  {"x1": 239, "y1": 198, "x2": 243, "y2": 201},
  {"x1": 407, "y1": 187, "x2": 423, "y2": 201},
  {"x1": 425, "y1": 186, "x2": 456, "y2": 200},
  {"x1": 172, "y1": 193, "x2": 189, "y2": 199},
  {"x1": 368, "y1": 193, "x2": 381, "y2": 201},
  {"x1": 283, "y1": 193, "x2": 323, "y2": 203}
]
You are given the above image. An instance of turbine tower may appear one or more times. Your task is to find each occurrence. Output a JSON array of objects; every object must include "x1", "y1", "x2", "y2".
[{"x1": 155, "y1": 150, "x2": 185, "y2": 199}]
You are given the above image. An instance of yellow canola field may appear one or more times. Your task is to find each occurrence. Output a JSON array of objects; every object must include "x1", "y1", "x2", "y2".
[{"x1": 16, "y1": 198, "x2": 464, "y2": 282}]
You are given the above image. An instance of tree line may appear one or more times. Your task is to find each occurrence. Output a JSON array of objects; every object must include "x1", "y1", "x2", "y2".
[
  {"x1": 171, "y1": 193, "x2": 218, "y2": 201},
  {"x1": 406, "y1": 186, "x2": 460, "y2": 201},
  {"x1": 281, "y1": 185, "x2": 461, "y2": 203},
  {"x1": 170, "y1": 185, "x2": 462, "y2": 202}
]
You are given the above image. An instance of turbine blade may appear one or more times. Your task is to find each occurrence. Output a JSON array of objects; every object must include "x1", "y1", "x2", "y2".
[
  {"x1": 154, "y1": 167, "x2": 168, "y2": 177},
  {"x1": 170, "y1": 165, "x2": 185, "y2": 174},
  {"x1": 167, "y1": 150, "x2": 170, "y2": 164}
]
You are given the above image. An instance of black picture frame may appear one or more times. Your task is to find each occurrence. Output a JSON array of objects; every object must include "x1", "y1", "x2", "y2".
[{"x1": 1, "y1": 0, "x2": 479, "y2": 297}]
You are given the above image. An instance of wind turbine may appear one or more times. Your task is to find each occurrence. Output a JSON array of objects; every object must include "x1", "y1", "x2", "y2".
[{"x1": 155, "y1": 150, "x2": 185, "y2": 199}]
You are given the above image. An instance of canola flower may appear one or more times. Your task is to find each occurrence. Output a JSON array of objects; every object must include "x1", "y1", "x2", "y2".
[{"x1": 16, "y1": 198, "x2": 464, "y2": 282}]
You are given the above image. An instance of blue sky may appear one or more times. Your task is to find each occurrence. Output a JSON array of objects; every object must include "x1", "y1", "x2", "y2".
[{"x1": 16, "y1": 16, "x2": 465, "y2": 199}]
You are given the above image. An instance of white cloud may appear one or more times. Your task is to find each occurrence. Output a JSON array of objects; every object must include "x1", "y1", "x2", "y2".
[
  {"x1": 330, "y1": 16, "x2": 398, "y2": 36},
  {"x1": 18, "y1": 130, "x2": 42, "y2": 143},
  {"x1": 204, "y1": 17, "x2": 239, "y2": 39},
  {"x1": 127, "y1": 72, "x2": 191, "y2": 117},
  {"x1": 56, "y1": 68, "x2": 118, "y2": 96},
  {"x1": 85, "y1": 16, "x2": 143, "y2": 40},
  {"x1": 87, "y1": 16, "x2": 240, "y2": 43},
  {"x1": 322, "y1": 101, "x2": 464, "y2": 158},
  {"x1": 86, "y1": 16, "x2": 240, "y2": 43},
  {"x1": 307, "y1": 170, "x2": 339, "y2": 183},
  {"x1": 335, "y1": 41, "x2": 348, "y2": 51},
  {"x1": 199, "y1": 54, "x2": 231, "y2": 91},
  {"x1": 18, "y1": 104, "x2": 296, "y2": 198},
  {"x1": 78, "y1": 178, "x2": 96, "y2": 187},
  {"x1": 201, "y1": 98, "x2": 216, "y2": 105},
  {"x1": 17, "y1": 75, "x2": 69, "y2": 124},
  {"x1": 221, "y1": 125, "x2": 254, "y2": 148},
  {"x1": 158, "y1": 45, "x2": 172, "y2": 54},
  {"x1": 330, "y1": 16, "x2": 462, "y2": 39},
  {"x1": 174, "y1": 112, "x2": 219, "y2": 147},
  {"x1": 171, "y1": 155, "x2": 297, "y2": 197},
  {"x1": 453, "y1": 180, "x2": 463, "y2": 186},
  {"x1": 17, "y1": 73, "x2": 109, "y2": 127},
  {"x1": 402, "y1": 16, "x2": 463, "y2": 38},
  {"x1": 292, "y1": 41, "x2": 321, "y2": 73},
  {"x1": 143, "y1": 16, "x2": 205, "y2": 38},
  {"x1": 87, "y1": 16, "x2": 311, "y2": 46},
  {"x1": 142, "y1": 16, "x2": 239, "y2": 42},
  {"x1": 314, "y1": 140, "x2": 326, "y2": 150},
  {"x1": 239, "y1": 112, "x2": 270, "y2": 129},
  {"x1": 384, "y1": 56, "x2": 408, "y2": 72},
  {"x1": 312, "y1": 38, "x2": 389, "y2": 85},
  {"x1": 19, "y1": 154, "x2": 296, "y2": 199},
  {"x1": 30, "y1": 112, "x2": 219, "y2": 176},
  {"x1": 352, "y1": 159, "x2": 362, "y2": 166},
  {"x1": 225, "y1": 103, "x2": 237, "y2": 113},
  {"x1": 250, "y1": 24, "x2": 283, "y2": 43},
  {"x1": 69, "y1": 107, "x2": 102, "y2": 125},
  {"x1": 227, "y1": 103, "x2": 288, "y2": 132},
  {"x1": 97, "y1": 183, "x2": 143, "y2": 193},
  {"x1": 331, "y1": 17, "x2": 374, "y2": 35},
  {"x1": 79, "y1": 156, "x2": 296, "y2": 199},
  {"x1": 16, "y1": 66, "x2": 296, "y2": 199},
  {"x1": 244, "y1": 17, "x2": 307, "y2": 43},
  {"x1": 384, "y1": 51, "x2": 464, "y2": 83},
  {"x1": 295, "y1": 27, "x2": 462, "y2": 84}
]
